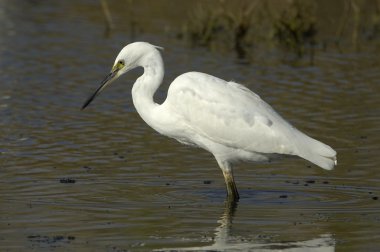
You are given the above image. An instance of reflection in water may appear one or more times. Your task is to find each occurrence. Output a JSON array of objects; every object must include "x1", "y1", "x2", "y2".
[{"x1": 158, "y1": 200, "x2": 335, "y2": 251}]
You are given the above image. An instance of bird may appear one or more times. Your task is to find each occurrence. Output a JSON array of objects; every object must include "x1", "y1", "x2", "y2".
[{"x1": 82, "y1": 42, "x2": 337, "y2": 201}]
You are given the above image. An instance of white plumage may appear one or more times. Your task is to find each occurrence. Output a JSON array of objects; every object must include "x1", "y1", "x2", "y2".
[{"x1": 83, "y1": 42, "x2": 337, "y2": 201}]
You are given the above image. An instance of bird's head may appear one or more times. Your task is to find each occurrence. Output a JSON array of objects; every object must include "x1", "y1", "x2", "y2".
[{"x1": 81, "y1": 42, "x2": 163, "y2": 110}]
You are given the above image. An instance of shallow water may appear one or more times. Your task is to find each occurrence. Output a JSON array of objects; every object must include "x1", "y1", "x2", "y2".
[{"x1": 1, "y1": 1, "x2": 380, "y2": 251}]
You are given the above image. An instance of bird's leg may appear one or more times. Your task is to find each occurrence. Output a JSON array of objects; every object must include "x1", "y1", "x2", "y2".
[
  {"x1": 222, "y1": 169, "x2": 240, "y2": 201},
  {"x1": 218, "y1": 160, "x2": 240, "y2": 201}
]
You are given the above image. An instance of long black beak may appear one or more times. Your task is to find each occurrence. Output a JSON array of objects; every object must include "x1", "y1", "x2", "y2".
[{"x1": 81, "y1": 69, "x2": 118, "y2": 110}]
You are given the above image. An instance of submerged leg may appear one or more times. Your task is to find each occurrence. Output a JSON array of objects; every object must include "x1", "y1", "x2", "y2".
[{"x1": 217, "y1": 160, "x2": 240, "y2": 201}]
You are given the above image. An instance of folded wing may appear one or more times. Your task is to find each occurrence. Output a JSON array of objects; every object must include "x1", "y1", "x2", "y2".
[{"x1": 166, "y1": 72, "x2": 299, "y2": 156}]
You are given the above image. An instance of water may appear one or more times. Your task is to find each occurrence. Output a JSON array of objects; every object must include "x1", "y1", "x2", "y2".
[{"x1": 1, "y1": 1, "x2": 379, "y2": 251}]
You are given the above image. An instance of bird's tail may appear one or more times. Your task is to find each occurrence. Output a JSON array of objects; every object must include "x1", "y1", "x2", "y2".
[{"x1": 296, "y1": 133, "x2": 337, "y2": 170}]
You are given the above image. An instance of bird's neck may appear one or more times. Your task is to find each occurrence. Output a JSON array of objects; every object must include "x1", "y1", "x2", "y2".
[{"x1": 131, "y1": 51, "x2": 164, "y2": 127}]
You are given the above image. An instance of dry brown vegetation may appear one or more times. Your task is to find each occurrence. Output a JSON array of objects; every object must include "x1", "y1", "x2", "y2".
[{"x1": 180, "y1": 0, "x2": 380, "y2": 62}]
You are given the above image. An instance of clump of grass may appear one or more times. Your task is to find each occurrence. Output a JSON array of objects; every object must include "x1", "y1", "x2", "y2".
[
  {"x1": 367, "y1": 9, "x2": 380, "y2": 40},
  {"x1": 226, "y1": 1, "x2": 259, "y2": 58},
  {"x1": 365, "y1": 2, "x2": 380, "y2": 41},
  {"x1": 333, "y1": 0, "x2": 380, "y2": 52},
  {"x1": 181, "y1": 0, "x2": 380, "y2": 63},
  {"x1": 183, "y1": 0, "x2": 258, "y2": 59},
  {"x1": 272, "y1": 0, "x2": 317, "y2": 59},
  {"x1": 367, "y1": 5, "x2": 380, "y2": 41},
  {"x1": 182, "y1": 0, "x2": 317, "y2": 62},
  {"x1": 185, "y1": 3, "x2": 224, "y2": 47}
]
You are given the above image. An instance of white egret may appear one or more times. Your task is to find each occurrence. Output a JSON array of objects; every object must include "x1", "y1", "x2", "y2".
[{"x1": 82, "y1": 42, "x2": 337, "y2": 201}]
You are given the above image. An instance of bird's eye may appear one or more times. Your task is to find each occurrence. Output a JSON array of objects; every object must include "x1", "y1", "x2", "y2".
[{"x1": 118, "y1": 60, "x2": 125, "y2": 66}]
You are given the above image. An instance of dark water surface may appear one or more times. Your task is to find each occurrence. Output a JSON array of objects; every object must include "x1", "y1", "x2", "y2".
[{"x1": 1, "y1": 1, "x2": 379, "y2": 251}]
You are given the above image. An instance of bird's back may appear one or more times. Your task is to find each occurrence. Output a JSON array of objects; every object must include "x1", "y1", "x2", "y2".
[{"x1": 164, "y1": 72, "x2": 336, "y2": 169}]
